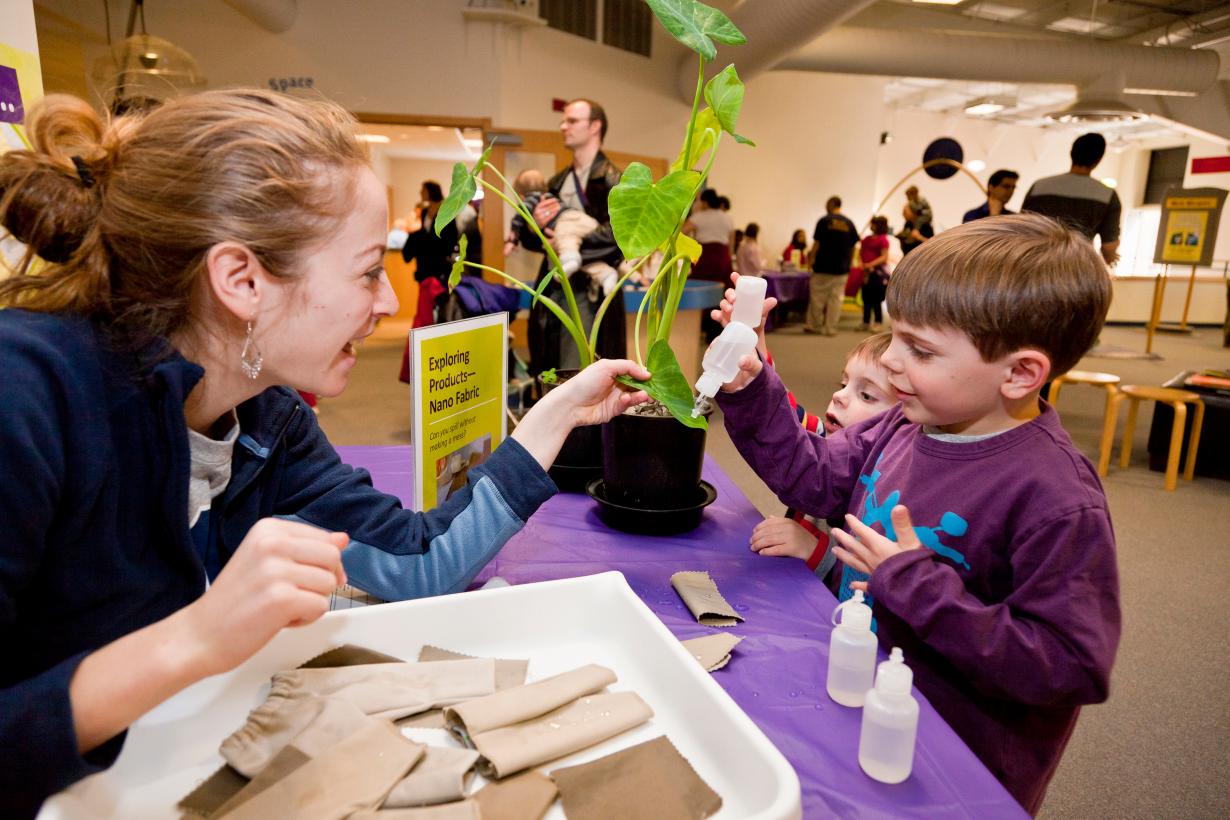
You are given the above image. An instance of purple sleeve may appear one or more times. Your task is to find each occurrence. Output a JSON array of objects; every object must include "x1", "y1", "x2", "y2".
[
  {"x1": 715, "y1": 365, "x2": 873, "y2": 520},
  {"x1": 869, "y1": 505, "x2": 1120, "y2": 707}
]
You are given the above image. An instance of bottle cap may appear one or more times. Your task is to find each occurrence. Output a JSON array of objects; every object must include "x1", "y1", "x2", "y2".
[
  {"x1": 731, "y1": 275, "x2": 767, "y2": 328},
  {"x1": 875, "y1": 647, "x2": 914, "y2": 696},
  {"x1": 694, "y1": 371, "x2": 722, "y2": 401},
  {"x1": 831, "y1": 589, "x2": 872, "y2": 632}
]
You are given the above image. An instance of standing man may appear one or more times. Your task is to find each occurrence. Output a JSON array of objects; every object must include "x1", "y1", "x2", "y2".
[
  {"x1": 805, "y1": 196, "x2": 859, "y2": 336},
  {"x1": 520, "y1": 98, "x2": 625, "y2": 375},
  {"x1": 1023, "y1": 133, "x2": 1121, "y2": 265},
  {"x1": 963, "y1": 169, "x2": 1019, "y2": 222}
]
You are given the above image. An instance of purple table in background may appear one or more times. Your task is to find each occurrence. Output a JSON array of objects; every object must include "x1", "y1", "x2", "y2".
[
  {"x1": 337, "y1": 445, "x2": 1026, "y2": 819},
  {"x1": 763, "y1": 269, "x2": 811, "y2": 331}
]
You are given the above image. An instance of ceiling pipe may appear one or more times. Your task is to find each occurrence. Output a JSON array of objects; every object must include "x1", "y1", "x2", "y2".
[
  {"x1": 222, "y1": 0, "x2": 298, "y2": 33},
  {"x1": 675, "y1": 0, "x2": 877, "y2": 101},
  {"x1": 777, "y1": 27, "x2": 1220, "y2": 96}
]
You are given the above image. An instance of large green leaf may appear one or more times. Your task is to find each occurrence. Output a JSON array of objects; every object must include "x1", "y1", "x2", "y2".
[
  {"x1": 670, "y1": 107, "x2": 720, "y2": 173},
  {"x1": 675, "y1": 233, "x2": 702, "y2": 263},
  {"x1": 435, "y1": 162, "x2": 475, "y2": 236},
  {"x1": 645, "y1": 0, "x2": 746, "y2": 61},
  {"x1": 447, "y1": 234, "x2": 468, "y2": 289},
  {"x1": 703, "y1": 64, "x2": 755, "y2": 146},
  {"x1": 610, "y1": 164, "x2": 701, "y2": 259},
  {"x1": 616, "y1": 340, "x2": 707, "y2": 429}
]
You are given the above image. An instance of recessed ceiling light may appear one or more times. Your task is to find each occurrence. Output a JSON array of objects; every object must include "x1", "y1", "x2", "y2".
[
  {"x1": 964, "y1": 97, "x2": 1014, "y2": 116},
  {"x1": 357, "y1": 134, "x2": 390, "y2": 143},
  {"x1": 1101, "y1": 178, "x2": 1117, "y2": 188},
  {"x1": 967, "y1": 159, "x2": 986, "y2": 172},
  {"x1": 912, "y1": 0, "x2": 964, "y2": 5}
]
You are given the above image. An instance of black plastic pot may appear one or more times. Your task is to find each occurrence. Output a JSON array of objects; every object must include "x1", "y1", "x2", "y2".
[
  {"x1": 539, "y1": 370, "x2": 603, "y2": 493},
  {"x1": 588, "y1": 406, "x2": 715, "y2": 533}
]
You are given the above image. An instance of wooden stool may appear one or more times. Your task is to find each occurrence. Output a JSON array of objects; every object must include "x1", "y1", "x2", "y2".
[
  {"x1": 1115, "y1": 385, "x2": 1205, "y2": 491},
  {"x1": 1049, "y1": 370, "x2": 1122, "y2": 477}
]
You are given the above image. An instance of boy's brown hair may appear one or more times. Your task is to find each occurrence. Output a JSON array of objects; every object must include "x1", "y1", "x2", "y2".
[
  {"x1": 886, "y1": 214, "x2": 1111, "y2": 377},
  {"x1": 848, "y1": 331, "x2": 892, "y2": 365}
]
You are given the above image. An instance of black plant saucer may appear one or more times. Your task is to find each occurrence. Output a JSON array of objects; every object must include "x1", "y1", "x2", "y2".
[{"x1": 585, "y1": 478, "x2": 717, "y2": 535}]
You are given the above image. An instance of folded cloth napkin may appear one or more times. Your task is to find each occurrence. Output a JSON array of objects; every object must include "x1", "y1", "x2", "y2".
[
  {"x1": 670, "y1": 571, "x2": 743, "y2": 627},
  {"x1": 473, "y1": 770, "x2": 558, "y2": 820},
  {"x1": 216, "y1": 717, "x2": 423, "y2": 820},
  {"x1": 549, "y1": 735, "x2": 722, "y2": 820},
  {"x1": 350, "y1": 801, "x2": 482, "y2": 819},
  {"x1": 209, "y1": 745, "x2": 312, "y2": 817},
  {"x1": 444, "y1": 664, "x2": 614, "y2": 743},
  {"x1": 402, "y1": 646, "x2": 531, "y2": 729},
  {"x1": 472, "y1": 691, "x2": 653, "y2": 779},
  {"x1": 220, "y1": 696, "x2": 370, "y2": 778},
  {"x1": 680, "y1": 633, "x2": 743, "y2": 672},
  {"x1": 299, "y1": 644, "x2": 403, "y2": 668},
  {"x1": 383, "y1": 745, "x2": 481, "y2": 808}
]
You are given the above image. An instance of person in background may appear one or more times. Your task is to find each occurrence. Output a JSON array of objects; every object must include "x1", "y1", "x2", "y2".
[
  {"x1": 1022, "y1": 132, "x2": 1121, "y2": 266},
  {"x1": 717, "y1": 195, "x2": 731, "y2": 212},
  {"x1": 518, "y1": 97, "x2": 627, "y2": 375},
  {"x1": 782, "y1": 228, "x2": 808, "y2": 269},
  {"x1": 0, "y1": 91, "x2": 651, "y2": 817},
  {"x1": 904, "y1": 185, "x2": 932, "y2": 233},
  {"x1": 963, "y1": 169, "x2": 1019, "y2": 223},
  {"x1": 806, "y1": 195, "x2": 859, "y2": 336},
  {"x1": 857, "y1": 215, "x2": 892, "y2": 331},
  {"x1": 735, "y1": 222, "x2": 765, "y2": 277},
  {"x1": 685, "y1": 188, "x2": 735, "y2": 287},
  {"x1": 897, "y1": 202, "x2": 933, "y2": 256}
]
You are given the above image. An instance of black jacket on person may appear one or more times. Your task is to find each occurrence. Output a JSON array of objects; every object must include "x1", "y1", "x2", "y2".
[{"x1": 517, "y1": 151, "x2": 626, "y2": 375}]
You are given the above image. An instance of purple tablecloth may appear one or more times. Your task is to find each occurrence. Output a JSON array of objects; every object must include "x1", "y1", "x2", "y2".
[
  {"x1": 764, "y1": 270, "x2": 811, "y2": 331},
  {"x1": 337, "y1": 445, "x2": 1026, "y2": 819}
]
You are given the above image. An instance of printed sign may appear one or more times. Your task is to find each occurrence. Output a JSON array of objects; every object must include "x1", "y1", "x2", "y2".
[
  {"x1": 410, "y1": 313, "x2": 508, "y2": 512},
  {"x1": 1154, "y1": 187, "x2": 1227, "y2": 267}
]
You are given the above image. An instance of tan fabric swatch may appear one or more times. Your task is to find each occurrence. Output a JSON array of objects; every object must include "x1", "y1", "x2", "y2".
[
  {"x1": 383, "y1": 745, "x2": 481, "y2": 808},
  {"x1": 300, "y1": 644, "x2": 403, "y2": 668},
  {"x1": 178, "y1": 764, "x2": 248, "y2": 817},
  {"x1": 680, "y1": 633, "x2": 743, "y2": 672},
  {"x1": 253, "y1": 658, "x2": 496, "y2": 724},
  {"x1": 209, "y1": 746, "x2": 311, "y2": 817},
  {"x1": 670, "y1": 571, "x2": 743, "y2": 627},
  {"x1": 473, "y1": 691, "x2": 654, "y2": 779},
  {"x1": 549, "y1": 735, "x2": 722, "y2": 820},
  {"x1": 444, "y1": 664, "x2": 615, "y2": 742},
  {"x1": 220, "y1": 695, "x2": 371, "y2": 778},
  {"x1": 473, "y1": 770, "x2": 558, "y2": 820},
  {"x1": 419, "y1": 645, "x2": 530, "y2": 691},
  {"x1": 349, "y1": 801, "x2": 482, "y2": 819},
  {"x1": 217, "y1": 718, "x2": 422, "y2": 820}
]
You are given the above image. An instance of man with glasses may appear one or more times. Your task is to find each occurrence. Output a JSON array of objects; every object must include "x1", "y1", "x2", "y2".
[
  {"x1": 518, "y1": 98, "x2": 626, "y2": 375},
  {"x1": 963, "y1": 169, "x2": 1019, "y2": 223}
]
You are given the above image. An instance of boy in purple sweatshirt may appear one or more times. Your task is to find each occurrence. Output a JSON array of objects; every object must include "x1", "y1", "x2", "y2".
[{"x1": 715, "y1": 215, "x2": 1121, "y2": 815}]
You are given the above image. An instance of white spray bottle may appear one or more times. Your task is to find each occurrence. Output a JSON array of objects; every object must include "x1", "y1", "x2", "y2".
[
  {"x1": 826, "y1": 589, "x2": 878, "y2": 707},
  {"x1": 858, "y1": 647, "x2": 919, "y2": 784},
  {"x1": 691, "y1": 275, "x2": 767, "y2": 417}
]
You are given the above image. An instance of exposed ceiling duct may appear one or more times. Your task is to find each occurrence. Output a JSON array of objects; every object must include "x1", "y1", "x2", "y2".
[
  {"x1": 222, "y1": 0, "x2": 298, "y2": 33},
  {"x1": 675, "y1": 0, "x2": 878, "y2": 100},
  {"x1": 777, "y1": 27, "x2": 1220, "y2": 97}
]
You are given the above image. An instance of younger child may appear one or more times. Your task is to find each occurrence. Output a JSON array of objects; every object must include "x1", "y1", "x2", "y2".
[
  {"x1": 715, "y1": 215, "x2": 1121, "y2": 814},
  {"x1": 750, "y1": 333, "x2": 894, "y2": 579},
  {"x1": 507, "y1": 170, "x2": 616, "y2": 295}
]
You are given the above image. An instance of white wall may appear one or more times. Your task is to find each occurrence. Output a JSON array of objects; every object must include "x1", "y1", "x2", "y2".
[{"x1": 384, "y1": 157, "x2": 460, "y2": 224}]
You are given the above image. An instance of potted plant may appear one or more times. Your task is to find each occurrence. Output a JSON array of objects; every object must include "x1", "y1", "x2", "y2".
[{"x1": 435, "y1": 0, "x2": 753, "y2": 527}]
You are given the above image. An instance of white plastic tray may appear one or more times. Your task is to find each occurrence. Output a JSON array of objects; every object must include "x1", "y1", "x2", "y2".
[{"x1": 42, "y1": 571, "x2": 801, "y2": 819}]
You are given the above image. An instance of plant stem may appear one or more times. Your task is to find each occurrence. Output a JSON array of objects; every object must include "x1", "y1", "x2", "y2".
[
  {"x1": 478, "y1": 176, "x2": 590, "y2": 366},
  {"x1": 459, "y1": 261, "x2": 589, "y2": 356},
  {"x1": 680, "y1": 55, "x2": 705, "y2": 176},
  {"x1": 633, "y1": 264, "x2": 672, "y2": 365},
  {"x1": 585, "y1": 252, "x2": 654, "y2": 354}
]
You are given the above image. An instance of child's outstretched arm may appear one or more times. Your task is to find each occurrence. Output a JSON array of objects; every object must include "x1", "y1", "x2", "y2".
[{"x1": 833, "y1": 505, "x2": 1119, "y2": 707}]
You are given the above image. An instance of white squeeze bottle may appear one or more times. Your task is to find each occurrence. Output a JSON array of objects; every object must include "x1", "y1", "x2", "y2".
[
  {"x1": 826, "y1": 590, "x2": 878, "y2": 706},
  {"x1": 691, "y1": 275, "x2": 768, "y2": 417},
  {"x1": 858, "y1": 647, "x2": 920, "y2": 784}
]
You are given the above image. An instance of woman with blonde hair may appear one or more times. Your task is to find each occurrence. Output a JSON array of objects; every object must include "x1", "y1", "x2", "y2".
[{"x1": 0, "y1": 90, "x2": 647, "y2": 816}]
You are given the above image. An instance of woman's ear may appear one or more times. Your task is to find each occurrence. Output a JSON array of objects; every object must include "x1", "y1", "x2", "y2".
[
  {"x1": 205, "y1": 241, "x2": 264, "y2": 321},
  {"x1": 1002, "y1": 349, "x2": 1051, "y2": 400}
]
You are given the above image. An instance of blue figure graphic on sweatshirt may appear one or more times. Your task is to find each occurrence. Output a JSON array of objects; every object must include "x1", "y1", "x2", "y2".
[{"x1": 837, "y1": 456, "x2": 971, "y2": 614}]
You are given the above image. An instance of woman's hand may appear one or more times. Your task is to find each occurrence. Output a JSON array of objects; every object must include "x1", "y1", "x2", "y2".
[
  {"x1": 512, "y1": 359, "x2": 651, "y2": 470},
  {"x1": 179, "y1": 518, "x2": 348, "y2": 677}
]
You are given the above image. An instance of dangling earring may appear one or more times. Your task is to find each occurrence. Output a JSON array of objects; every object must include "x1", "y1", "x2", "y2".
[{"x1": 240, "y1": 317, "x2": 263, "y2": 379}]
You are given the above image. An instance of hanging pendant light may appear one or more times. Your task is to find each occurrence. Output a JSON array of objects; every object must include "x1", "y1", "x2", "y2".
[{"x1": 90, "y1": 1, "x2": 206, "y2": 110}]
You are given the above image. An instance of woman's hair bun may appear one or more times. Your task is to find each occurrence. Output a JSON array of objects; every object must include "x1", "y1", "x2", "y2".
[{"x1": 0, "y1": 95, "x2": 111, "y2": 263}]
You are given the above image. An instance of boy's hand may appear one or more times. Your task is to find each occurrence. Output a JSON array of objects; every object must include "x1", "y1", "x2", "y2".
[
  {"x1": 750, "y1": 516, "x2": 817, "y2": 560},
  {"x1": 718, "y1": 352, "x2": 761, "y2": 393},
  {"x1": 709, "y1": 271, "x2": 778, "y2": 329},
  {"x1": 831, "y1": 505, "x2": 921, "y2": 591}
]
